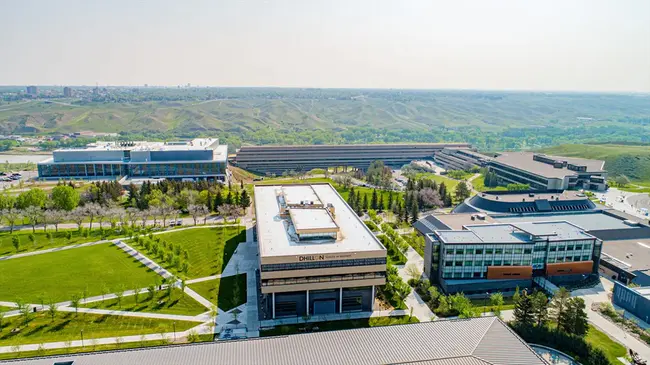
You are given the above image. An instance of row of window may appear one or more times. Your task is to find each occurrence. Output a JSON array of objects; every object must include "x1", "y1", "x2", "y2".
[
  {"x1": 489, "y1": 163, "x2": 549, "y2": 186},
  {"x1": 444, "y1": 247, "x2": 533, "y2": 255},
  {"x1": 39, "y1": 162, "x2": 226, "y2": 178},
  {"x1": 445, "y1": 259, "x2": 532, "y2": 267},
  {"x1": 261, "y1": 257, "x2": 387, "y2": 272}
]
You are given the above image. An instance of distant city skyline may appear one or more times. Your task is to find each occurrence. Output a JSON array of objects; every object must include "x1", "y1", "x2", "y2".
[{"x1": 1, "y1": 0, "x2": 649, "y2": 92}]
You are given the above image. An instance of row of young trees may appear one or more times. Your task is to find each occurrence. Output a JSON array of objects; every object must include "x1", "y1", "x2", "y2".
[{"x1": 0, "y1": 179, "x2": 252, "y2": 236}]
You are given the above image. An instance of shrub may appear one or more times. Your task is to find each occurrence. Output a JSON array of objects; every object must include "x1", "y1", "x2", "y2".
[
  {"x1": 65, "y1": 231, "x2": 72, "y2": 240},
  {"x1": 45, "y1": 232, "x2": 52, "y2": 240}
]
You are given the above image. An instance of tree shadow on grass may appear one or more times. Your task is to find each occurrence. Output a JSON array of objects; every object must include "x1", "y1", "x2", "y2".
[
  {"x1": 47, "y1": 319, "x2": 72, "y2": 333},
  {"x1": 22, "y1": 323, "x2": 48, "y2": 337}
]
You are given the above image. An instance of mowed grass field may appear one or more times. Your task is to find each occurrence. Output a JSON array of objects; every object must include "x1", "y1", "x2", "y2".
[
  {"x1": 79, "y1": 288, "x2": 207, "y2": 316},
  {"x1": 0, "y1": 312, "x2": 197, "y2": 346},
  {"x1": 585, "y1": 325, "x2": 627, "y2": 363},
  {"x1": 0, "y1": 229, "x2": 123, "y2": 257},
  {"x1": 135, "y1": 226, "x2": 246, "y2": 279},
  {"x1": 0, "y1": 243, "x2": 160, "y2": 303},
  {"x1": 188, "y1": 274, "x2": 247, "y2": 312}
]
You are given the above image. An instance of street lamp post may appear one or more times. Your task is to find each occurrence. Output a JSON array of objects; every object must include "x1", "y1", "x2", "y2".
[
  {"x1": 484, "y1": 292, "x2": 489, "y2": 316},
  {"x1": 173, "y1": 321, "x2": 176, "y2": 342},
  {"x1": 80, "y1": 329, "x2": 84, "y2": 347}
]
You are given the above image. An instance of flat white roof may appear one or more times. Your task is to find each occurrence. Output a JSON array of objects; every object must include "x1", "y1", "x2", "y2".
[
  {"x1": 55, "y1": 138, "x2": 220, "y2": 152},
  {"x1": 283, "y1": 185, "x2": 321, "y2": 206},
  {"x1": 254, "y1": 184, "x2": 385, "y2": 257},
  {"x1": 290, "y1": 208, "x2": 338, "y2": 231}
]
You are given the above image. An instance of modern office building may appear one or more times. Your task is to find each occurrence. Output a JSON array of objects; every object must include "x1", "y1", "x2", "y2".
[
  {"x1": 63, "y1": 86, "x2": 72, "y2": 97},
  {"x1": 234, "y1": 143, "x2": 471, "y2": 175},
  {"x1": 488, "y1": 152, "x2": 607, "y2": 191},
  {"x1": 424, "y1": 218, "x2": 602, "y2": 295},
  {"x1": 433, "y1": 147, "x2": 492, "y2": 171},
  {"x1": 13, "y1": 317, "x2": 547, "y2": 365},
  {"x1": 25, "y1": 85, "x2": 38, "y2": 96},
  {"x1": 37, "y1": 138, "x2": 228, "y2": 181},
  {"x1": 254, "y1": 183, "x2": 386, "y2": 319},
  {"x1": 612, "y1": 282, "x2": 650, "y2": 323}
]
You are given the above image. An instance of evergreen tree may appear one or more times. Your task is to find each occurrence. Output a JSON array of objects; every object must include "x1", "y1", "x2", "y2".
[
  {"x1": 388, "y1": 191, "x2": 394, "y2": 209},
  {"x1": 531, "y1": 291, "x2": 549, "y2": 327},
  {"x1": 225, "y1": 190, "x2": 233, "y2": 205},
  {"x1": 377, "y1": 193, "x2": 384, "y2": 212},
  {"x1": 401, "y1": 202, "x2": 408, "y2": 223},
  {"x1": 348, "y1": 188, "x2": 356, "y2": 209},
  {"x1": 513, "y1": 290, "x2": 535, "y2": 327},
  {"x1": 362, "y1": 194, "x2": 369, "y2": 211},
  {"x1": 207, "y1": 191, "x2": 213, "y2": 211},
  {"x1": 563, "y1": 297, "x2": 589, "y2": 336},
  {"x1": 239, "y1": 190, "x2": 251, "y2": 208},
  {"x1": 454, "y1": 181, "x2": 471, "y2": 202},
  {"x1": 371, "y1": 189, "x2": 378, "y2": 210},
  {"x1": 410, "y1": 199, "x2": 419, "y2": 223},
  {"x1": 233, "y1": 190, "x2": 241, "y2": 206},
  {"x1": 443, "y1": 192, "x2": 453, "y2": 207},
  {"x1": 406, "y1": 178, "x2": 415, "y2": 191},
  {"x1": 214, "y1": 190, "x2": 224, "y2": 209},
  {"x1": 549, "y1": 287, "x2": 571, "y2": 332},
  {"x1": 240, "y1": 180, "x2": 244, "y2": 189},
  {"x1": 438, "y1": 182, "x2": 447, "y2": 199}
]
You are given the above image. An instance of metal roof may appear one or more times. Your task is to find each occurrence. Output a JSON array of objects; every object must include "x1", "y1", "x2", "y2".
[
  {"x1": 6, "y1": 317, "x2": 547, "y2": 365},
  {"x1": 492, "y1": 152, "x2": 605, "y2": 179}
]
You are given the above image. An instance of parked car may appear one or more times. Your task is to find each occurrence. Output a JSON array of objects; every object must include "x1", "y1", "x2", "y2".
[
  {"x1": 176, "y1": 220, "x2": 183, "y2": 226},
  {"x1": 169, "y1": 221, "x2": 176, "y2": 227}
]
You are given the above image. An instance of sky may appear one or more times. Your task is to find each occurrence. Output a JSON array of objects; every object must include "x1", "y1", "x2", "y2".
[{"x1": 1, "y1": 0, "x2": 649, "y2": 92}]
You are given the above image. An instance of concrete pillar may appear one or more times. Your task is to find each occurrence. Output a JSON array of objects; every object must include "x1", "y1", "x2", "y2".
[
  {"x1": 339, "y1": 287, "x2": 343, "y2": 313},
  {"x1": 371, "y1": 285, "x2": 375, "y2": 311},
  {"x1": 272, "y1": 292, "x2": 276, "y2": 319},
  {"x1": 306, "y1": 290, "x2": 310, "y2": 316}
]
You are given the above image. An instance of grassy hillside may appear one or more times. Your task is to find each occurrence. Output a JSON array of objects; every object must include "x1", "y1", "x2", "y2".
[
  {"x1": 1, "y1": 89, "x2": 649, "y2": 151},
  {"x1": 539, "y1": 144, "x2": 650, "y2": 183}
]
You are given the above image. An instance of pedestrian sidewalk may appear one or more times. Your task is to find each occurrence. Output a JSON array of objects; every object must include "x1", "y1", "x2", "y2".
[
  {"x1": 396, "y1": 246, "x2": 435, "y2": 322},
  {"x1": 57, "y1": 306, "x2": 205, "y2": 323},
  {"x1": 114, "y1": 240, "x2": 173, "y2": 279}
]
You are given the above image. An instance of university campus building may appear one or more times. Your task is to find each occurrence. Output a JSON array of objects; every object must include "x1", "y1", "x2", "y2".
[
  {"x1": 254, "y1": 183, "x2": 386, "y2": 319},
  {"x1": 37, "y1": 138, "x2": 228, "y2": 181},
  {"x1": 433, "y1": 147, "x2": 492, "y2": 171},
  {"x1": 234, "y1": 143, "x2": 470, "y2": 175},
  {"x1": 487, "y1": 152, "x2": 608, "y2": 191},
  {"x1": 423, "y1": 218, "x2": 602, "y2": 295}
]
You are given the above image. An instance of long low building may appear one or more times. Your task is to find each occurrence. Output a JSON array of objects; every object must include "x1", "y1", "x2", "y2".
[
  {"x1": 488, "y1": 152, "x2": 607, "y2": 191},
  {"x1": 433, "y1": 147, "x2": 492, "y2": 171},
  {"x1": 234, "y1": 143, "x2": 470, "y2": 174},
  {"x1": 254, "y1": 183, "x2": 386, "y2": 319},
  {"x1": 11, "y1": 317, "x2": 547, "y2": 365},
  {"x1": 37, "y1": 138, "x2": 228, "y2": 181}
]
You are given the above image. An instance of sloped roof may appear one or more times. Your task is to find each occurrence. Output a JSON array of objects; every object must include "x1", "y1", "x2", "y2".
[{"x1": 10, "y1": 317, "x2": 547, "y2": 365}]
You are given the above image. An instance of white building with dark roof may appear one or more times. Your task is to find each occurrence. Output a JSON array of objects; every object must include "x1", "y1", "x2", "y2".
[{"x1": 254, "y1": 183, "x2": 386, "y2": 319}]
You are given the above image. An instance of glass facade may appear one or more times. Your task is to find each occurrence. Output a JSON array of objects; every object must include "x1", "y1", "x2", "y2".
[{"x1": 38, "y1": 161, "x2": 225, "y2": 179}]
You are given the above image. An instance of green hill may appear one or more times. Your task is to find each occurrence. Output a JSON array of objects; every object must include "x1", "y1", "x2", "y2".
[{"x1": 539, "y1": 144, "x2": 650, "y2": 183}]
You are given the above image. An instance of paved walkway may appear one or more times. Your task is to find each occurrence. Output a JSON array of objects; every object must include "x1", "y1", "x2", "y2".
[
  {"x1": 114, "y1": 240, "x2": 173, "y2": 279},
  {"x1": 0, "y1": 239, "x2": 110, "y2": 261},
  {"x1": 186, "y1": 275, "x2": 220, "y2": 284},
  {"x1": 396, "y1": 246, "x2": 435, "y2": 322},
  {"x1": 57, "y1": 306, "x2": 206, "y2": 323},
  {"x1": 183, "y1": 287, "x2": 213, "y2": 310}
]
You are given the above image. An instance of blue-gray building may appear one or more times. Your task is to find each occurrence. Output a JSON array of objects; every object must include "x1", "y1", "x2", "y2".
[
  {"x1": 37, "y1": 138, "x2": 228, "y2": 181},
  {"x1": 612, "y1": 282, "x2": 650, "y2": 324}
]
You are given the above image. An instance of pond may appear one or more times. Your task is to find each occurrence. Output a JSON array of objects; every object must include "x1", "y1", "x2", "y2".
[{"x1": 530, "y1": 344, "x2": 580, "y2": 365}]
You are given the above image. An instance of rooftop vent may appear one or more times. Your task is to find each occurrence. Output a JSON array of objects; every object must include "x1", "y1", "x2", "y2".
[{"x1": 623, "y1": 220, "x2": 640, "y2": 227}]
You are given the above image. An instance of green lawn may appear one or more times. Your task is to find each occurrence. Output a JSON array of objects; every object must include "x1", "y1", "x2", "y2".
[
  {"x1": 188, "y1": 274, "x2": 247, "y2": 311},
  {"x1": 0, "y1": 311, "x2": 197, "y2": 346},
  {"x1": 261, "y1": 315, "x2": 419, "y2": 337},
  {"x1": 0, "y1": 229, "x2": 124, "y2": 257},
  {"x1": 413, "y1": 173, "x2": 460, "y2": 192},
  {"x1": 0, "y1": 306, "x2": 16, "y2": 312},
  {"x1": 470, "y1": 296, "x2": 516, "y2": 313},
  {"x1": 79, "y1": 288, "x2": 207, "y2": 316},
  {"x1": 0, "y1": 243, "x2": 160, "y2": 303},
  {"x1": 472, "y1": 174, "x2": 508, "y2": 192},
  {"x1": 255, "y1": 177, "x2": 333, "y2": 185},
  {"x1": 585, "y1": 324, "x2": 627, "y2": 364},
  {"x1": 133, "y1": 226, "x2": 246, "y2": 279}
]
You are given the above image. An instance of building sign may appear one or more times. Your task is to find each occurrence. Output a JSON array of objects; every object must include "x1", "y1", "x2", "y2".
[{"x1": 298, "y1": 253, "x2": 355, "y2": 261}]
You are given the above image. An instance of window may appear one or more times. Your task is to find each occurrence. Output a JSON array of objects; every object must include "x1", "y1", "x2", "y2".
[
  {"x1": 567, "y1": 245, "x2": 574, "y2": 251},
  {"x1": 582, "y1": 255, "x2": 590, "y2": 261},
  {"x1": 455, "y1": 249, "x2": 464, "y2": 255},
  {"x1": 574, "y1": 256, "x2": 581, "y2": 261},
  {"x1": 504, "y1": 248, "x2": 513, "y2": 255},
  {"x1": 574, "y1": 244, "x2": 582, "y2": 250},
  {"x1": 565, "y1": 256, "x2": 573, "y2": 262},
  {"x1": 558, "y1": 246, "x2": 566, "y2": 251},
  {"x1": 494, "y1": 260, "x2": 502, "y2": 265},
  {"x1": 485, "y1": 248, "x2": 494, "y2": 254},
  {"x1": 514, "y1": 248, "x2": 523, "y2": 254},
  {"x1": 463, "y1": 272, "x2": 473, "y2": 278},
  {"x1": 455, "y1": 261, "x2": 463, "y2": 267},
  {"x1": 524, "y1": 248, "x2": 532, "y2": 254},
  {"x1": 495, "y1": 248, "x2": 503, "y2": 254},
  {"x1": 484, "y1": 260, "x2": 492, "y2": 266},
  {"x1": 473, "y1": 272, "x2": 481, "y2": 278},
  {"x1": 550, "y1": 246, "x2": 557, "y2": 252},
  {"x1": 464, "y1": 260, "x2": 473, "y2": 266},
  {"x1": 475, "y1": 249, "x2": 483, "y2": 255},
  {"x1": 445, "y1": 261, "x2": 453, "y2": 267},
  {"x1": 503, "y1": 259, "x2": 512, "y2": 266},
  {"x1": 475, "y1": 260, "x2": 483, "y2": 267}
]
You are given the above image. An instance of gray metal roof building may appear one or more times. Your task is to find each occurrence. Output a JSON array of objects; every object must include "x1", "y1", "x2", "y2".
[{"x1": 5, "y1": 317, "x2": 547, "y2": 365}]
